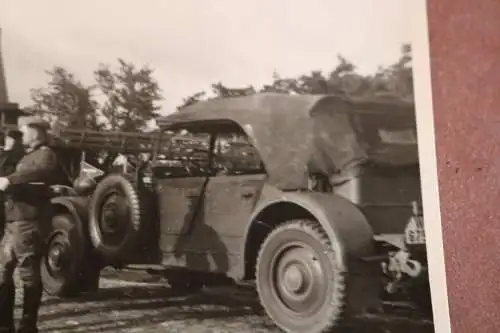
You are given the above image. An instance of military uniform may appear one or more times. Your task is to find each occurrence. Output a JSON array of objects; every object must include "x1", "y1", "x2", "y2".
[
  {"x1": 0, "y1": 131, "x2": 24, "y2": 333},
  {"x1": 0, "y1": 130, "x2": 24, "y2": 177},
  {"x1": 0, "y1": 130, "x2": 25, "y2": 233},
  {"x1": 0, "y1": 120, "x2": 58, "y2": 333}
]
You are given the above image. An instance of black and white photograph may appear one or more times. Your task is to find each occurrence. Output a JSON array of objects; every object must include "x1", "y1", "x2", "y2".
[{"x1": 0, "y1": 1, "x2": 449, "y2": 332}]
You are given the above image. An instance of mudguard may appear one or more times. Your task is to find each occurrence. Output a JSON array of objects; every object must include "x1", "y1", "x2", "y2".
[
  {"x1": 288, "y1": 192, "x2": 376, "y2": 263},
  {"x1": 243, "y1": 186, "x2": 381, "y2": 313},
  {"x1": 50, "y1": 196, "x2": 90, "y2": 240}
]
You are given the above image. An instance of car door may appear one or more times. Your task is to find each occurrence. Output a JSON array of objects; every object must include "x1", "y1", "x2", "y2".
[
  {"x1": 201, "y1": 128, "x2": 267, "y2": 259},
  {"x1": 152, "y1": 129, "x2": 212, "y2": 255}
]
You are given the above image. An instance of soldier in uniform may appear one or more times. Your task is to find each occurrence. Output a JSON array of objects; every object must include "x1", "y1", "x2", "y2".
[
  {"x1": 0, "y1": 129, "x2": 25, "y2": 176},
  {"x1": 0, "y1": 118, "x2": 58, "y2": 333},
  {"x1": 0, "y1": 129, "x2": 24, "y2": 332},
  {"x1": 0, "y1": 130, "x2": 25, "y2": 232}
]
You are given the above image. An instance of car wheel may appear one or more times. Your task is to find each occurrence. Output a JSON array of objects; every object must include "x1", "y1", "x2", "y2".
[
  {"x1": 88, "y1": 174, "x2": 145, "y2": 263},
  {"x1": 256, "y1": 219, "x2": 346, "y2": 333},
  {"x1": 41, "y1": 214, "x2": 86, "y2": 297}
]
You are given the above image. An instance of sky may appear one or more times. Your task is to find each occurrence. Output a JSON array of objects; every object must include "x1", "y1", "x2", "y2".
[{"x1": 0, "y1": 0, "x2": 410, "y2": 115}]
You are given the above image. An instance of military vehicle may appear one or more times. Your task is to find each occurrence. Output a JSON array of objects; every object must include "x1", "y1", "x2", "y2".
[{"x1": 25, "y1": 93, "x2": 430, "y2": 333}]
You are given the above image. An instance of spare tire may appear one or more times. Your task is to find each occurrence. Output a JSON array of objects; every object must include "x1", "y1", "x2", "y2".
[{"x1": 88, "y1": 174, "x2": 145, "y2": 262}]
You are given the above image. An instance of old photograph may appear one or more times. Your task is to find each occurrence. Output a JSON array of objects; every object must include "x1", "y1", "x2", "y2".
[{"x1": 0, "y1": 1, "x2": 449, "y2": 332}]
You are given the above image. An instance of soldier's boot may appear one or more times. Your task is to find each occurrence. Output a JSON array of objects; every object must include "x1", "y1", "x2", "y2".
[
  {"x1": 13, "y1": 222, "x2": 44, "y2": 333},
  {"x1": 0, "y1": 234, "x2": 16, "y2": 333},
  {"x1": 17, "y1": 285, "x2": 43, "y2": 333},
  {"x1": 0, "y1": 280, "x2": 15, "y2": 333}
]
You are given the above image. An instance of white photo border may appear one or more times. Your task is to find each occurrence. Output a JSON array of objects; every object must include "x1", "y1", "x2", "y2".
[{"x1": 411, "y1": 1, "x2": 452, "y2": 332}]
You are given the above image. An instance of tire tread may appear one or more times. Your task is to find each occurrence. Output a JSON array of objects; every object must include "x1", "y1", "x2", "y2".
[
  {"x1": 88, "y1": 174, "x2": 148, "y2": 261},
  {"x1": 255, "y1": 219, "x2": 346, "y2": 333}
]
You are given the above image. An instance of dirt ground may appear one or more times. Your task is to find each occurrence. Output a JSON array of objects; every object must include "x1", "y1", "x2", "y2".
[{"x1": 12, "y1": 269, "x2": 435, "y2": 333}]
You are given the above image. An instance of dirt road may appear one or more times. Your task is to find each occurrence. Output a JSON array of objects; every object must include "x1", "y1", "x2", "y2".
[{"x1": 13, "y1": 270, "x2": 435, "y2": 333}]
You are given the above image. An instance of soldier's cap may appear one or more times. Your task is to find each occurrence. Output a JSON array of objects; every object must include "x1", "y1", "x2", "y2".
[
  {"x1": 5, "y1": 129, "x2": 22, "y2": 140},
  {"x1": 21, "y1": 116, "x2": 51, "y2": 131}
]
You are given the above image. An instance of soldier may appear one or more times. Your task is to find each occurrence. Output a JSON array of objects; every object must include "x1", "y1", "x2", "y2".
[
  {"x1": 0, "y1": 129, "x2": 25, "y2": 176},
  {"x1": 0, "y1": 129, "x2": 24, "y2": 333},
  {"x1": 0, "y1": 129, "x2": 25, "y2": 232},
  {"x1": 0, "y1": 118, "x2": 58, "y2": 333}
]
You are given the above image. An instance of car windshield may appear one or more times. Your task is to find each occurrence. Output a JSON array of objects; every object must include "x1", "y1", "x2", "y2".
[{"x1": 154, "y1": 129, "x2": 211, "y2": 177}]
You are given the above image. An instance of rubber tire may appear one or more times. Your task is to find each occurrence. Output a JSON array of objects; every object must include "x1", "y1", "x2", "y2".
[
  {"x1": 88, "y1": 174, "x2": 144, "y2": 262},
  {"x1": 41, "y1": 214, "x2": 86, "y2": 297},
  {"x1": 256, "y1": 219, "x2": 346, "y2": 333}
]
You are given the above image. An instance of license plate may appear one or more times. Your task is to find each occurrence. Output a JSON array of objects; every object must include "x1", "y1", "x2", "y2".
[{"x1": 404, "y1": 216, "x2": 426, "y2": 245}]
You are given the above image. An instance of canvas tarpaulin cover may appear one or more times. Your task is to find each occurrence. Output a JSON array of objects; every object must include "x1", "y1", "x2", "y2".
[
  {"x1": 307, "y1": 100, "x2": 419, "y2": 182},
  {"x1": 157, "y1": 93, "x2": 418, "y2": 190}
]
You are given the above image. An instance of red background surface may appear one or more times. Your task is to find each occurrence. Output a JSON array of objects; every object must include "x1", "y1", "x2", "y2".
[{"x1": 428, "y1": 0, "x2": 500, "y2": 332}]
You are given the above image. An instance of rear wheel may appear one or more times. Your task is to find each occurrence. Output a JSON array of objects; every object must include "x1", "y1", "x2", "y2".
[
  {"x1": 256, "y1": 219, "x2": 346, "y2": 333},
  {"x1": 41, "y1": 214, "x2": 100, "y2": 297}
]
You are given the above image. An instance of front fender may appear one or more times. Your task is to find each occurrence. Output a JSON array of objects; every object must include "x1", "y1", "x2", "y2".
[
  {"x1": 50, "y1": 196, "x2": 90, "y2": 240},
  {"x1": 51, "y1": 196, "x2": 90, "y2": 222}
]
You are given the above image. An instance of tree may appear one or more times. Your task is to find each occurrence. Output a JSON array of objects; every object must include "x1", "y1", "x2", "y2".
[
  {"x1": 27, "y1": 60, "x2": 164, "y2": 173},
  {"x1": 359, "y1": 43, "x2": 413, "y2": 99},
  {"x1": 177, "y1": 91, "x2": 207, "y2": 110},
  {"x1": 176, "y1": 43, "x2": 414, "y2": 108},
  {"x1": 260, "y1": 71, "x2": 302, "y2": 94},
  {"x1": 28, "y1": 67, "x2": 101, "y2": 129},
  {"x1": 383, "y1": 43, "x2": 413, "y2": 100},
  {"x1": 211, "y1": 82, "x2": 256, "y2": 98},
  {"x1": 94, "y1": 59, "x2": 163, "y2": 131},
  {"x1": 28, "y1": 59, "x2": 164, "y2": 132}
]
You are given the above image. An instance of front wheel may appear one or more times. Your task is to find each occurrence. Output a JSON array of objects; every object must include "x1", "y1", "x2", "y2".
[
  {"x1": 256, "y1": 220, "x2": 346, "y2": 333},
  {"x1": 41, "y1": 214, "x2": 97, "y2": 297}
]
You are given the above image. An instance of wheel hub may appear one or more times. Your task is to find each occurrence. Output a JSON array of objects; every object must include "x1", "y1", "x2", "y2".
[
  {"x1": 101, "y1": 197, "x2": 120, "y2": 233},
  {"x1": 272, "y1": 244, "x2": 327, "y2": 314},
  {"x1": 101, "y1": 207, "x2": 118, "y2": 232},
  {"x1": 48, "y1": 248, "x2": 62, "y2": 268},
  {"x1": 47, "y1": 238, "x2": 68, "y2": 272},
  {"x1": 100, "y1": 192, "x2": 129, "y2": 241},
  {"x1": 283, "y1": 264, "x2": 305, "y2": 293}
]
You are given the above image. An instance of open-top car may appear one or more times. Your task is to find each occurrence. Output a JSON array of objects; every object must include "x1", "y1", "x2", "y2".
[{"x1": 40, "y1": 93, "x2": 429, "y2": 333}]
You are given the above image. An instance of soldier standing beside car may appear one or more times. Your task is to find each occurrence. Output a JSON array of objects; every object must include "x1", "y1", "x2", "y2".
[
  {"x1": 0, "y1": 130, "x2": 25, "y2": 233},
  {"x1": 0, "y1": 129, "x2": 24, "y2": 333},
  {"x1": 0, "y1": 118, "x2": 58, "y2": 333},
  {"x1": 0, "y1": 129, "x2": 25, "y2": 175}
]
